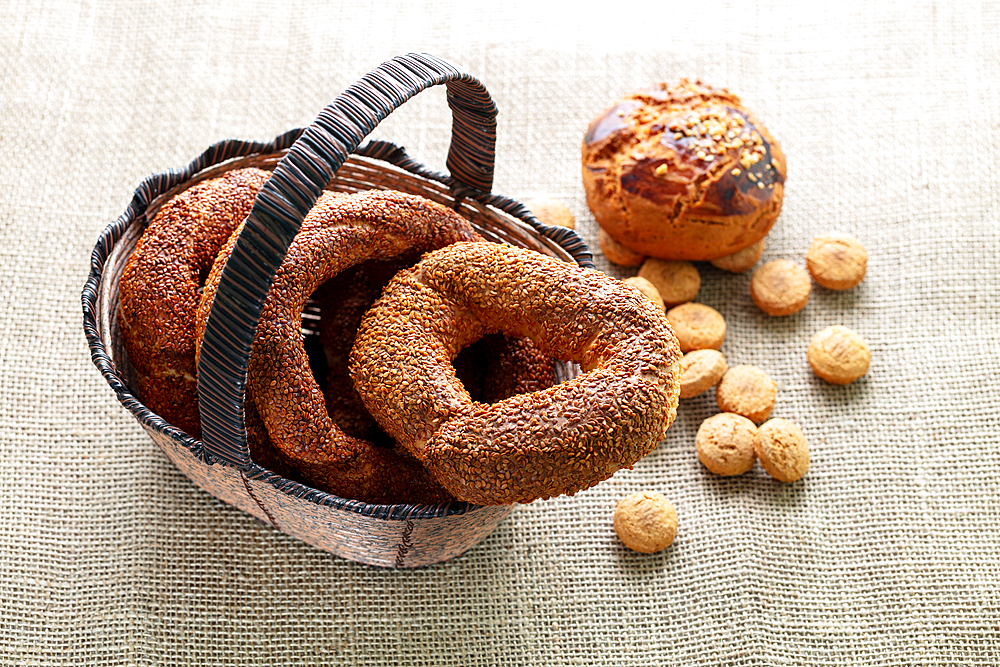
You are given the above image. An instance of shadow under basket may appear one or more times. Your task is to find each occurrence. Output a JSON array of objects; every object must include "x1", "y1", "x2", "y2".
[{"x1": 82, "y1": 54, "x2": 593, "y2": 568}]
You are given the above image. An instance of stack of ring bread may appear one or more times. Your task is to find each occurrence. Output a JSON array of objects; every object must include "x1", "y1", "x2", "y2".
[{"x1": 119, "y1": 168, "x2": 683, "y2": 506}]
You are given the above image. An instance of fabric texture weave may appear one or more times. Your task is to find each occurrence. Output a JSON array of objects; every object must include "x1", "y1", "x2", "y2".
[{"x1": 2, "y1": 1, "x2": 998, "y2": 664}]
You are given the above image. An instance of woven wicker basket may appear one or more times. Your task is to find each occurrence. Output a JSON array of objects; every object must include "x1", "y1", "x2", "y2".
[{"x1": 82, "y1": 54, "x2": 592, "y2": 568}]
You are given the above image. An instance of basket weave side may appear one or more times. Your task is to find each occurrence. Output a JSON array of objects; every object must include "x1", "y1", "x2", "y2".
[
  {"x1": 86, "y1": 148, "x2": 590, "y2": 534},
  {"x1": 82, "y1": 53, "x2": 594, "y2": 566}
]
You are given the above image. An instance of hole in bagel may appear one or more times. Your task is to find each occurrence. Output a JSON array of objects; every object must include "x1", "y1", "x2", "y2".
[
  {"x1": 301, "y1": 318, "x2": 327, "y2": 391},
  {"x1": 309, "y1": 258, "x2": 419, "y2": 449},
  {"x1": 307, "y1": 257, "x2": 560, "y2": 447},
  {"x1": 195, "y1": 261, "x2": 213, "y2": 297},
  {"x1": 453, "y1": 333, "x2": 560, "y2": 405},
  {"x1": 453, "y1": 337, "x2": 491, "y2": 403}
]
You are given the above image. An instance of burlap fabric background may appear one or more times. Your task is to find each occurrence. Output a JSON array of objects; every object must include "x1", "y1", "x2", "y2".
[{"x1": 2, "y1": 1, "x2": 998, "y2": 664}]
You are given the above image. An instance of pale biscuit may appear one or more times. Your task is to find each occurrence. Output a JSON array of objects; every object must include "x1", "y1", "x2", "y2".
[
  {"x1": 666, "y1": 303, "x2": 726, "y2": 352},
  {"x1": 678, "y1": 349, "x2": 728, "y2": 398},
  {"x1": 523, "y1": 198, "x2": 576, "y2": 230},
  {"x1": 807, "y1": 233, "x2": 867, "y2": 290},
  {"x1": 710, "y1": 239, "x2": 765, "y2": 273},
  {"x1": 599, "y1": 228, "x2": 646, "y2": 267},
  {"x1": 755, "y1": 418, "x2": 809, "y2": 482},
  {"x1": 624, "y1": 276, "x2": 665, "y2": 311},
  {"x1": 696, "y1": 412, "x2": 758, "y2": 476},
  {"x1": 750, "y1": 259, "x2": 811, "y2": 316},
  {"x1": 638, "y1": 258, "x2": 700, "y2": 308},
  {"x1": 613, "y1": 491, "x2": 679, "y2": 553},
  {"x1": 715, "y1": 365, "x2": 776, "y2": 423},
  {"x1": 807, "y1": 325, "x2": 871, "y2": 385}
]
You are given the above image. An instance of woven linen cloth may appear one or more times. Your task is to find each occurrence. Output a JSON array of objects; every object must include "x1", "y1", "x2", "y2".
[{"x1": 2, "y1": 1, "x2": 998, "y2": 664}]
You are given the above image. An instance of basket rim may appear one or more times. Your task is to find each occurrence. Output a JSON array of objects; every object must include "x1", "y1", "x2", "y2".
[{"x1": 82, "y1": 129, "x2": 593, "y2": 522}]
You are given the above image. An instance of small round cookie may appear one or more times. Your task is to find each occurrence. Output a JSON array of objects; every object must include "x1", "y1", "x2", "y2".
[
  {"x1": 523, "y1": 198, "x2": 576, "y2": 229},
  {"x1": 613, "y1": 491, "x2": 678, "y2": 553},
  {"x1": 696, "y1": 412, "x2": 758, "y2": 476},
  {"x1": 666, "y1": 303, "x2": 726, "y2": 352},
  {"x1": 582, "y1": 79, "x2": 786, "y2": 261},
  {"x1": 807, "y1": 325, "x2": 871, "y2": 385},
  {"x1": 599, "y1": 228, "x2": 646, "y2": 267},
  {"x1": 715, "y1": 365, "x2": 776, "y2": 423},
  {"x1": 624, "y1": 276, "x2": 665, "y2": 311},
  {"x1": 710, "y1": 239, "x2": 765, "y2": 273},
  {"x1": 807, "y1": 233, "x2": 867, "y2": 290},
  {"x1": 755, "y1": 418, "x2": 809, "y2": 482},
  {"x1": 678, "y1": 349, "x2": 728, "y2": 399},
  {"x1": 638, "y1": 258, "x2": 700, "y2": 307},
  {"x1": 750, "y1": 260, "x2": 811, "y2": 316}
]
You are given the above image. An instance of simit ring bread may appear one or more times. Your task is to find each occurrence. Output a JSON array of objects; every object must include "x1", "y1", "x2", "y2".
[
  {"x1": 349, "y1": 241, "x2": 683, "y2": 505},
  {"x1": 118, "y1": 167, "x2": 271, "y2": 437},
  {"x1": 197, "y1": 189, "x2": 486, "y2": 504},
  {"x1": 582, "y1": 79, "x2": 786, "y2": 261},
  {"x1": 314, "y1": 259, "x2": 558, "y2": 447}
]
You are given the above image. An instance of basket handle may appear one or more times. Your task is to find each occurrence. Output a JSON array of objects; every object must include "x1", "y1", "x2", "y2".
[{"x1": 196, "y1": 53, "x2": 498, "y2": 466}]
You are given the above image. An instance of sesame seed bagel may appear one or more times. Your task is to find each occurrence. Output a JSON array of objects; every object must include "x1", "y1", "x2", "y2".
[
  {"x1": 349, "y1": 242, "x2": 683, "y2": 505},
  {"x1": 118, "y1": 167, "x2": 271, "y2": 437},
  {"x1": 314, "y1": 259, "x2": 559, "y2": 449},
  {"x1": 196, "y1": 189, "x2": 485, "y2": 505}
]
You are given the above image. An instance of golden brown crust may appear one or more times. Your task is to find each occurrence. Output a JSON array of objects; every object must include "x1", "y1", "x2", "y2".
[
  {"x1": 350, "y1": 242, "x2": 683, "y2": 506},
  {"x1": 118, "y1": 167, "x2": 271, "y2": 437},
  {"x1": 196, "y1": 190, "x2": 485, "y2": 505},
  {"x1": 582, "y1": 80, "x2": 785, "y2": 261}
]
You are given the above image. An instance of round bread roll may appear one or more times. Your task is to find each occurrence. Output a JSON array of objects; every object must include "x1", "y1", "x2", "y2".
[{"x1": 582, "y1": 79, "x2": 786, "y2": 261}]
